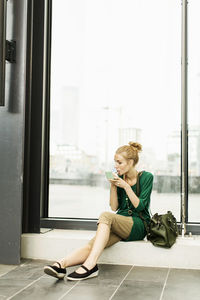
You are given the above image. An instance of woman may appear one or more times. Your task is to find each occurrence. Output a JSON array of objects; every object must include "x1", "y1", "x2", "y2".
[{"x1": 44, "y1": 142, "x2": 153, "y2": 281}]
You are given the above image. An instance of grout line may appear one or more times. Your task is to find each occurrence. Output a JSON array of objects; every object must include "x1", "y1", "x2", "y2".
[
  {"x1": 19, "y1": 261, "x2": 31, "y2": 267},
  {"x1": 0, "y1": 260, "x2": 32, "y2": 279},
  {"x1": 159, "y1": 268, "x2": 170, "y2": 300},
  {"x1": 109, "y1": 265, "x2": 134, "y2": 300},
  {"x1": 7, "y1": 275, "x2": 45, "y2": 300},
  {"x1": 0, "y1": 266, "x2": 18, "y2": 279},
  {"x1": 58, "y1": 281, "x2": 80, "y2": 300}
]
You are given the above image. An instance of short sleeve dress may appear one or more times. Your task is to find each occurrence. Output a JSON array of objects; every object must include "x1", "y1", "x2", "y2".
[{"x1": 116, "y1": 171, "x2": 154, "y2": 241}]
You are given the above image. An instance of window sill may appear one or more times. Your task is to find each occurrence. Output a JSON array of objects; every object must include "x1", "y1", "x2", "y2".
[{"x1": 21, "y1": 229, "x2": 200, "y2": 269}]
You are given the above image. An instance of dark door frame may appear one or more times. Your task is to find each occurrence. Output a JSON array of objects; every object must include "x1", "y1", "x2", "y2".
[{"x1": 23, "y1": 0, "x2": 50, "y2": 233}]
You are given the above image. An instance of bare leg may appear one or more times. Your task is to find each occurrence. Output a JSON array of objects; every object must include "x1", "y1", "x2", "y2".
[
  {"x1": 75, "y1": 223, "x2": 110, "y2": 274},
  {"x1": 54, "y1": 243, "x2": 92, "y2": 268}
]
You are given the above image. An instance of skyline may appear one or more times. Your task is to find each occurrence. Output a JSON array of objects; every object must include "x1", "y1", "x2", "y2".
[{"x1": 50, "y1": 0, "x2": 200, "y2": 168}]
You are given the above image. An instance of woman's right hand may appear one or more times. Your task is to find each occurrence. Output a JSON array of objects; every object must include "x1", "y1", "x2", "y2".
[{"x1": 109, "y1": 179, "x2": 118, "y2": 187}]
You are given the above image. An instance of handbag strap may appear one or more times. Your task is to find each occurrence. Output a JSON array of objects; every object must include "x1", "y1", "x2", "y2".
[
  {"x1": 136, "y1": 171, "x2": 149, "y2": 234},
  {"x1": 136, "y1": 171, "x2": 143, "y2": 196}
]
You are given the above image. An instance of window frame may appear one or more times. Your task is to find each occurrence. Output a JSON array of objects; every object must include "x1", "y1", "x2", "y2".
[{"x1": 24, "y1": 0, "x2": 200, "y2": 235}]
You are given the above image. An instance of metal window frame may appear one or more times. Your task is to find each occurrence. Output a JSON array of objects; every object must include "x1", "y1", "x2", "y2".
[
  {"x1": 24, "y1": 0, "x2": 200, "y2": 235},
  {"x1": 40, "y1": 218, "x2": 200, "y2": 235},
  {"x1": 180, "y1": 0, "x2": 188, "y2": 236},
  {"x1": 23, "y1": 0, "x2": 49, "y2": 233}
]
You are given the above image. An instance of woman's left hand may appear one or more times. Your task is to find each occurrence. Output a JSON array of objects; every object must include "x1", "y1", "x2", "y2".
[{"x1": 110, "y1": 177, "x2": 129, "y2": 189}]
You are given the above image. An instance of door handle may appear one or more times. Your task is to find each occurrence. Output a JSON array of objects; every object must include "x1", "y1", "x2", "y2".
[{"x1": 0, "y1": 0, "x2": 7, "y2": 106}]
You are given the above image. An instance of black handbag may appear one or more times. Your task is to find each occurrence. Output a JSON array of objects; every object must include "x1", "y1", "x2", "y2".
[{"x1": 136, "y1": 171, "x2": 179, "y2": 248}]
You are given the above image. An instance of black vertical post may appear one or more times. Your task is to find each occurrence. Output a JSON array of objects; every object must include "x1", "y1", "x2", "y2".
[{"x1": 23, "y1": 0, "x2": 46, "y2": 233}]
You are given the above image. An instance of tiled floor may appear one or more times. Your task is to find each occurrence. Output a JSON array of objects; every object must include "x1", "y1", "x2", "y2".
[{"x1": 0, "y1": 260, "x2": 200, "y2": 300}]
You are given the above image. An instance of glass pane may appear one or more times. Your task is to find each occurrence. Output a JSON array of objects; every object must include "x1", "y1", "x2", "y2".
[
  {"x1": 49, "y1": 0, "x2": 181, "y2": 220},
  {"x1": 188, "y1": 0, "x2": 200, "y2": 222}
]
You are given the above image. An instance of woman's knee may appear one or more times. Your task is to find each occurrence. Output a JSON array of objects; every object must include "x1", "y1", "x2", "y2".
[
  {"x1": 98, "y1": 211, "x2": 115, "y2": 225},
  {"x1": 99, "y1": 211, "x2": 113, "y2": 219}
]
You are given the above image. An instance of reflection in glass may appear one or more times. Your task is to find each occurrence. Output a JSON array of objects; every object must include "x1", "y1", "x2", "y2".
[{"x1": 49, "y1": 0, "x2": 181, "y2": 220}]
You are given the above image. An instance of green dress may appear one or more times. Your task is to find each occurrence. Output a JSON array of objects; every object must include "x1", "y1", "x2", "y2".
[{"x1": 116, "y1": 171, "x2": 154, "y2": 241}]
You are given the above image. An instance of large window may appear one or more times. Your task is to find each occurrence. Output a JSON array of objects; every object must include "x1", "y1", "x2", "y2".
[{"x1": 49, "y1": 0, "x2": 181, "y2": 220}]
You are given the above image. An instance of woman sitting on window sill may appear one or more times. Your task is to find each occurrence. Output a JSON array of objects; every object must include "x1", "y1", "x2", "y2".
[{"x1": 44, "y1": 141, "x2": 154, "y2": 281}]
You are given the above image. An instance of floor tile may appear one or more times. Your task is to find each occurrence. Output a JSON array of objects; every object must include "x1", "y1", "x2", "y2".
[
  {"x1": 0, "y1": 264, "x2": 17, "y2": 277},
  {"x1": 1, "y1": 260, "x2": 200, "y2": 300},
  {"x1": 61, "y1": 282, "x2": 117, "y2": 300},
  {"x1": 0, "y1": 278, "x2": 34, "y2": 298},
  {"x1": 1, "y1": 263, "x2": 44, "y2": 280},
  {"x1": 112, "y1": 279, "x2": 163, "y2": 300},
  {"x1": 20, "y1": 258, "x2": 32, "y2": 264},
  {"x1": 162, "y1": 268, "x2": 200, "y2": 300},
  {"x1": 11, "y1": 277, "x2": 77, "y2": 300},
  {"x1": 25, "y1": 259, "x2": 53, "y2": 267},
  {"x1": 0, "y1": 260, "x2": 56, "y2": 298},
  {"x1": 78, "y1": 264, "x2": 132, "y2": 286},
  {"x1": 126, "y1": 266, "x2": 169, "y2": 283}
]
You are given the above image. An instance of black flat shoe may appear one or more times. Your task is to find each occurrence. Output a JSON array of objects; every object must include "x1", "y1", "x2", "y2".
[
  {"x1": 44, "y1": 262, "x2": 66, "y2": 279},
  {"x1": 67, "y1": 265, "x2": 99, "y2": 281}
]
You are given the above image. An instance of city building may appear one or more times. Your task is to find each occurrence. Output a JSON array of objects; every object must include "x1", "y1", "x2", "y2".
[
  {"x1": 167, "y1": 126, "x2": 200, "y2": 176},
  {"x1": 119, "y1": 127, "x2": 142, "y2": 146}
]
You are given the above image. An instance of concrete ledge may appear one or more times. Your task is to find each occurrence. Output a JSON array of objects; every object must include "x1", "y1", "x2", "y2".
[{"x1": 21, "y1": 229, "x2": 200, "y2": 269}]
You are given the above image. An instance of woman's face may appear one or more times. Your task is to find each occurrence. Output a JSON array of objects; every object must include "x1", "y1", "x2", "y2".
[{"x1": 114, "y1": 152, "x2": 133, "y2": 176}]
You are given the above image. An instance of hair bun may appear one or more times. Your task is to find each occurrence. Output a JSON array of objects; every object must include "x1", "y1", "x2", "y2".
[{"x1": 128, "y1": 142, "x2": 142, "y2": 152}]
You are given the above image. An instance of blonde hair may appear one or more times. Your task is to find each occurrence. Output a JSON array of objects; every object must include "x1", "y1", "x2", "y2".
[{"x1": 115, "y1": 142, "x2": 142, "y2": 166}]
